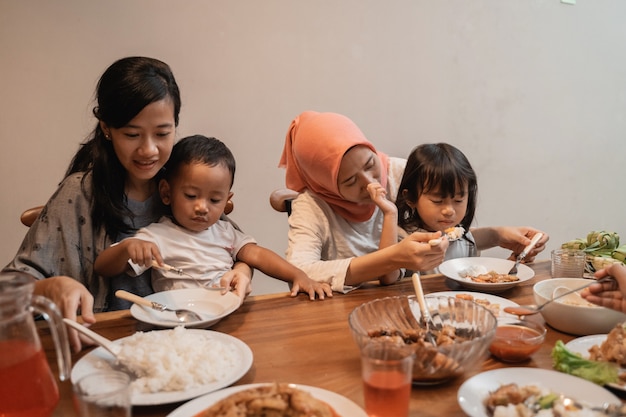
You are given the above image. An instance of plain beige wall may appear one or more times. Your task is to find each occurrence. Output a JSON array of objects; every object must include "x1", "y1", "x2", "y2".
[{"x1": 1, "y1": 0, "x2": 625, "y2": 296}]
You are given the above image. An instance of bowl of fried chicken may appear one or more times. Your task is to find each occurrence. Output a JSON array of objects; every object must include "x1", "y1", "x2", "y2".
[{"x1": 348, "y1": 295, "x2": 497, "y2": 384}]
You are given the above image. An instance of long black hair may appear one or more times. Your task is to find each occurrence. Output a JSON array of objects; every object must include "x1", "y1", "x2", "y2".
[
  {"x1": 396, "y1": 143, "x2": 477, "y2": 232},
  {"x1": 65, "y1": 56, "x2": 181, "y2": 239}
]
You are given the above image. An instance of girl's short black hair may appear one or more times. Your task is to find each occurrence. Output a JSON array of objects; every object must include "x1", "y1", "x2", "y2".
[{"x1": 396, "y1": 143, "x2": 477, "y2": 231}]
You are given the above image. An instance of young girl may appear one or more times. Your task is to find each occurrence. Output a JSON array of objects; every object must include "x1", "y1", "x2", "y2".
[
  {"x1": 395, "y1": 143, "x2": 548, "y2": 268},
  {"x1": 95, "y1": 135, "x2": 332, "y2": 300}
]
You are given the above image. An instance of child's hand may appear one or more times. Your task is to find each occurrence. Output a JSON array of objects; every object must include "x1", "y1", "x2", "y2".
[
  {"x1": 366, "y1": 182, "x2": 396, "y2": 216},
  {"x1": 291, "y1": 273, "x2": 333, "y2": 300},
  {"x1": 123, "y1": 239, "x2": 163, "y2": 267},
  {"x1": 218, "y1": 269, "x2": 251, "y2": 305}
]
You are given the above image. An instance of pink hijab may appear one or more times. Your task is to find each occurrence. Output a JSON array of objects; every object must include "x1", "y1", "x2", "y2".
[{"x1": 279, "y1": 111, "x2": 389, "y2": 223}]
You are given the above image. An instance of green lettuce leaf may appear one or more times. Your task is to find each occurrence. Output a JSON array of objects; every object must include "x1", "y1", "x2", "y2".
[{"x1": 552, "y1": 340, "x2": 620, "y2": 385}]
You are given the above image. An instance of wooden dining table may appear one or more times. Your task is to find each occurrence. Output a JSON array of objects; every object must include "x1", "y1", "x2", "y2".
[{"x1": 39, "y1": 260, "x2": 621, "y2": 416}]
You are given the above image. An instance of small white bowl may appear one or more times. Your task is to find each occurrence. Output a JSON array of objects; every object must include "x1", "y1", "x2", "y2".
[
  {"x1": 533, "y1": 278, "x2": 626, "y2": 335},
  {"x1": 130, "y1": 288, "x2": 241, "y2": 328}
]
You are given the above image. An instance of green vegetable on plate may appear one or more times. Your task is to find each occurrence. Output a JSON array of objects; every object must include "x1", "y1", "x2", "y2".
[{"x1": 551, "y1": 340, "x2": 619, "y2": 386}]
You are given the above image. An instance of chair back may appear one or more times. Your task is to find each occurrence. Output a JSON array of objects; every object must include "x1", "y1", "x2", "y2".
[{"x1": 269, "y1": 189, "x2": 299, "y2": 216}]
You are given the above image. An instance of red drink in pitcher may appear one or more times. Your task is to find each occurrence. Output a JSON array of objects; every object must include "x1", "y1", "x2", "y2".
[
  {"x1": 0, "y1": 340, "x2": 59, "y2": 417},
  {"x1": 363, "y1": 369, "x2": 411, "y2": 417}
]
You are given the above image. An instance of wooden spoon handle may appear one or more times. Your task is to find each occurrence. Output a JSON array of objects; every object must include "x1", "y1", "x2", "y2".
[{"x1": 115, "y1": 289, "x2": 153, "y2": 308}]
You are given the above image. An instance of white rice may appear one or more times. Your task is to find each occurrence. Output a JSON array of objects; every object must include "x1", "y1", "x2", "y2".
[
  {"x1": 116, "y1": 326, "x2": 240, "y2": 393},
  {"x1": 460, "y1": 265, "x2": 489, "y2": 278}
]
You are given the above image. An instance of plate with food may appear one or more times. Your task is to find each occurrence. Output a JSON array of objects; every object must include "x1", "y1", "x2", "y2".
[
  {"x1": 427, "y1": 291, "x2": 520, "y2": 322},
  {"x1": 166, "y1": 383, "x2": 367, "y2": 417},
  {"x1": 564, "y1": 328, "x2": 626, "y2": 392},
  {"x1": 129, "y1": 288, "x2": 241, "y2": 328},
  {"x1": 458, "y1": 368, "x2": 621, "y2": 417},
  {"x1": 439, "y1": 257, "x2": 534, "y2": 293},
  {"x1": 71, "y1": 327, "x2": 253, "y2": 406}
]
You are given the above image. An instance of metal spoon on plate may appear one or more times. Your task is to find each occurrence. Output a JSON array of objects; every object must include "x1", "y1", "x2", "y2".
[
  {"x1": 63, "y1": 318, "x2": 148, "y2": 375},
  {"x1": 63, "y1": 318, "x2": 121, "y2": 357},
  {"x1": 503, "y1": 276, "x2": 614, "y2": 317},
  {"x1": 115, "y1": 289, "x2": 203, "y2": 324}
]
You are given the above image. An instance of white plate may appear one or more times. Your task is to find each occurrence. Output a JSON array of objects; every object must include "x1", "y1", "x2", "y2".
[
  {"x1": 566, "y1": 334, "x2": 626, "y2": 392},
  {"x1": 439, "y1": 257, "x2": 535, "y2": 293},
  {"x1": 166, "y1": 383, "x2": 367, "y2": 417},
  {"x1": 130, "y1": 288, "x2": 240, "y2": 328},
  {"x1": 428, "y1": 291, "x2": 520, "y2": 322},
  {"x1": 458, "y1": 368, "x2": 620, "y2": 417},
  {"x1": 71, "y1": 330, "x2": 253, "y2": 406}
]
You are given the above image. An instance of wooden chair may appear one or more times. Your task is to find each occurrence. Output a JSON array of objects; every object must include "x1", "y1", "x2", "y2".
[
  {"x1": 269, "y1": 189, "x2": 299, "y2": 216},
  {"x1": 20, "y1": 201, "x2": 234, "y2": 227},
  {"x1": 20, "y1": 205, "x2": 44, "y2": 227}
]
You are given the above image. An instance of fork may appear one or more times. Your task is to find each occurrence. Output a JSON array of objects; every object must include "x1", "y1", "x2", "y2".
[
  {"x1": 151, "y1": 260, "x2": 227, "y2": 291},
  {"x1": 508, "y1": 233, "x2": 543, "y2": 275}
]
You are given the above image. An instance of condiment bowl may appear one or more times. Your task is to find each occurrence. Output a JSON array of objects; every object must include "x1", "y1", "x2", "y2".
[
  {"x1": 489, "y1": 319, "x2": 546, "y2": 362},
  {"x1": 348, "y1": 295, "x2": 497, "y2": 385},
  {"x1": 533, "y1": 278, "x2": 626, "y2": 336}
]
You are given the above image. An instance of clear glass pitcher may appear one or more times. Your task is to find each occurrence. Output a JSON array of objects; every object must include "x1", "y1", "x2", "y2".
[{"x1": 0, "y1": 272, "x2": 72, "y2": 417}]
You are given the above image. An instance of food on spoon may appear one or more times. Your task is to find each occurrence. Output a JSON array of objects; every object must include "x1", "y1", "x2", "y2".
[
  {"x1": 428, "y1": 226, "x2": 466, "y2": 246},
  {"x1": 193, "y1": 383, "x2": 339, "y2": 417},
  {"x1": 484, "y1": 382, "x2": 624, "y2": 416},
  {"x1": 445, "y1": 226, "x2": 465, "y2": 241},
  {"x1": 551, "y1": 340, "x2": 620, "y2": 386}
]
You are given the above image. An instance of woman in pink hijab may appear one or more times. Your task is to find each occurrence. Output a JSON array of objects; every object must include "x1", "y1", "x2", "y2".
[{"x1": 279, "y1": 111, "x2": 448, "y2": 292}]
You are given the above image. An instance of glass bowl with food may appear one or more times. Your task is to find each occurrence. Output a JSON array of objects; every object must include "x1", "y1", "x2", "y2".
[{"x1": 348, "y1": 295, "x2": 497, "y2": 385}]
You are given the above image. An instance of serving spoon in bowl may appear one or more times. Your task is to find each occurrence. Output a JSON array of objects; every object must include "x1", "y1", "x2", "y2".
[
  {"x1": 411, "y1": 272, "x2": 438, "y2": 346},
  {"x1": 115, "y1": 289, "x2": 203, "y2": 324},
  {"x1": 503, "y1": 276, "x2": 614, "y2": 317}
]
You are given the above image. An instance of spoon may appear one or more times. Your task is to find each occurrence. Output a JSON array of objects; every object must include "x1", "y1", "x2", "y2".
[
  {"x1": 115, "y1": 289, "x2": 203, "y2": 324},
  {"x1": 411, "y1": 272, "x2": 438, "y2": 346},
  {"x1": 508, "y1": 233, "x2": 543, "y2": 275},
  {"x1": 63, "y1": 318, "x2": 147, "y2": 375},
  {"x1": 63, "y1": 318, "x2": 120, "y2": 357},
  {"x1": 151, "y1": 260, "x2": 227, "y2": 291},
  {"x1": 503, "y1": 276, "x2": 614, "y2": 317}
]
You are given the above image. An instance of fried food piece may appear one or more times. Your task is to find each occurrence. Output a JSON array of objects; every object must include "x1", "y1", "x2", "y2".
[
  {"x1": 484, "y1": 383, "x2": 540, "y2": 415},
  {"x1": 589, "y1": 324, "x2": 626, "y2": 366},
  {"x1": 455, "y1": 294, "x2": 500, "y2": 317},
  {"x1": 195, "y1": 383, "x2": 338, "y2": 417},
  {"x1": 471, "y1": 271, "x2": 519, "y2": 283}
]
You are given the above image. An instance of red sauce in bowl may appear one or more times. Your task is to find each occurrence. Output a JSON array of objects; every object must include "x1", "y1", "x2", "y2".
[{"x1": 489, "y1": 323, "x2": 545, "y2": 362}]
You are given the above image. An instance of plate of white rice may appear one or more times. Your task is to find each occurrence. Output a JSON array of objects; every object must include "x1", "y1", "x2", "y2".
[{"x1": 71, "y1": 327, "x2": 253, "y2": 405}]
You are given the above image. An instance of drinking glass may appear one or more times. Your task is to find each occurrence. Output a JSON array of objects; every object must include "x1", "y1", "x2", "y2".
[
  {"x1": 73, "y1": 370, "x2": 132, "y2": 417},
  {"x1": 551, "y1": 249, "x2": 586, "y2": 278},
  {"x1": 361, "y1": 342, "x2": 414, "y2": 417}
]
